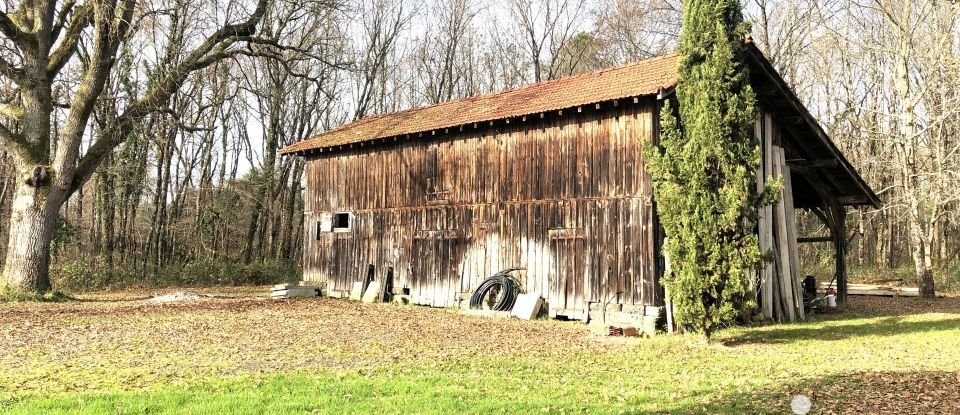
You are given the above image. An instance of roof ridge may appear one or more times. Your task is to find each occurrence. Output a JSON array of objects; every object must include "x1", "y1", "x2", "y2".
[
  {"x1": 282, "y1": 53, "x2": 680, "y2": 154},
  {"x1": 349, "y1": 53, "x2": 679, "y2": 124}
]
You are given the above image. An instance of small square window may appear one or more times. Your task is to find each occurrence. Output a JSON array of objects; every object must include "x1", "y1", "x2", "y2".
[{"x1": 333, "y1": 212, "x2": 351, "y2": 231}]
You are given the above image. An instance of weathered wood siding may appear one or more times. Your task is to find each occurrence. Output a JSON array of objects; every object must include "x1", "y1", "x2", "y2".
[{"x1": 302, "y1": 99, "x2": 662, "y2": 316}]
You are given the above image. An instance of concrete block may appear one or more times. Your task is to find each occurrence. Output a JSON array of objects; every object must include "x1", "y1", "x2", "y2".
[
  {"x1": 510, "y1": 293, "x2": 543, "y2": 320},
  {"x1": 349, "y1": 282, "x2": 364, "y2": 301},
  {"x1": 640, "y1": 315, "x2": 659, "y2": 336},
  {"x1": 588, "y1": 309, "x2": 629, "y2": 324},
  {"x1": 621, "y1": 304, "x2": 641, "y2": 313},
  {"x1": 590, "y1": 302, "x2": 623, "y2": 312},
  {"x1": 601, "y1": 311, "x2": 637, "y2": 326},
  {"x1": 361, "y1": 281, "x2": 382, "y2": 303},
  {"x1": 392, "y1": 294, "x2": 410, "y2": 305}
]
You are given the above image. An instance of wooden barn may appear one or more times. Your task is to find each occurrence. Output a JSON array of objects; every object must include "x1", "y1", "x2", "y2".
[{"x1": 280, "y1": 43, "x2": 879, "y2": 323}]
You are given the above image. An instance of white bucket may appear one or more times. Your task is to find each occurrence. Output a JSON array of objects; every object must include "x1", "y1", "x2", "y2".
[{"x1": 826, "y1": 294, "x2": 837, "y2": 309}]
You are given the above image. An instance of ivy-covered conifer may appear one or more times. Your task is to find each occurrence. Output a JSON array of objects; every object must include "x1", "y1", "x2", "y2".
[{"x1": 646, "y1": 0, "x2": 771, "y2": 340}]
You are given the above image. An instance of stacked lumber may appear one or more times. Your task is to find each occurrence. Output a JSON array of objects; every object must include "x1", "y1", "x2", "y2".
[
  {"x1": 756, "y1": 115, "x2": 805, "y2": 322},
  {"x1": 271, "y1": 284, "x2": 320, "y2": 299}
]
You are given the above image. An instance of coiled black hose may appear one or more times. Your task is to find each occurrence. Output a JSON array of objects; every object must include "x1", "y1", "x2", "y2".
[{"x1": 469, "y1": 268, "x2": 523, "y2": 311}]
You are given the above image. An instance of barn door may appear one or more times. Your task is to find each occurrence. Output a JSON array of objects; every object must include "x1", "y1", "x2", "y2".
[
  {"x1": 411, "y1": 236, "x2": 440, "y2": 306},
  {"x1": 548, "y1": 232, "x2": 586, "y2": 318},
  {"x1": 547, "y1": 201, "x2": 587, "y2": 319},
  {"x1": 410, "y1": 208, "x2": 466, "y2": 308}
]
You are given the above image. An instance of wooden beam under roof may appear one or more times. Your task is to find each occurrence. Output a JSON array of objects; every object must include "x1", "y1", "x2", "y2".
[
  {"x1": 787, "y1": 159, "x2": 839, "y2": 169},
  {"x1": 745, "y1": 42, "x2": 880, "y2": 208}
]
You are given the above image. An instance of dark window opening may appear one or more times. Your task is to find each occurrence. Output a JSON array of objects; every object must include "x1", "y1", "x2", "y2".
[
  {"x1": 333, "y1": 212, "x2": 351, "y2": 231},
  {"x1": 316, "y1": 221, "x2": 323, "y2": 240}
]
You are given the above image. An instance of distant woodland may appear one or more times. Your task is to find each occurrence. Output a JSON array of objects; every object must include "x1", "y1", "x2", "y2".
[{"x1": 0, "y1": 0, "x2": 957, "y2": 292}]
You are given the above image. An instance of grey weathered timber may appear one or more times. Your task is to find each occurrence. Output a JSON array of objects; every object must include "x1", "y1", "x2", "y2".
[
  {"x1": 781, "y1": 150, "x2": 805, "y2": 320},
  {"x1": 773, "y1": 145, "x2": 796, "y2": 322},
  {"x1": 301, "y1": 100, "x2": 661, "y2": 317}
]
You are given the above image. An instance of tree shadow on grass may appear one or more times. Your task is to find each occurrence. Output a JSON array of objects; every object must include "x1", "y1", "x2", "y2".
[
  {"x1": 721, "y1": 315, "x2": 960, "y2": 346},
  {"x1": 664, "y1": 370, "x2": 960, "y2": 414},
  {"x1": 843, "y1": 295, "x2": 960, "y2": 317}
]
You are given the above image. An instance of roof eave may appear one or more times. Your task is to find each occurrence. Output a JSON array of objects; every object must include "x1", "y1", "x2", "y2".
[
  {"x1": 277, "y1": 92, "x2": 671, "y2": 157},
  {"x1": 745, "y1": 42, "x2": 882, "y2": 209}
]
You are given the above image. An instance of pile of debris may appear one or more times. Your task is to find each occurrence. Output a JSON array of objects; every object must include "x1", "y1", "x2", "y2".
[
  {"x1": 606, "y1": 326, "x2": 639, "y2": 337},
  {"x1": 148, "y1": 292, "x2": 204, "y2": 303}
]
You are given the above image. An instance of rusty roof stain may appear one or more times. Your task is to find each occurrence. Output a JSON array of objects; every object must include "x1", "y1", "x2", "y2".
[{"x1": 280, "y1": 54, "x2": 679, "y2": 154}]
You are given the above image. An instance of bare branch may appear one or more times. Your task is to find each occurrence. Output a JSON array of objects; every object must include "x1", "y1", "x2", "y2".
[
  {"x1": 47, "y1": 4, "x2": 93, "y2": 78},
  {"x1": 50, "y1": 0, "x2": 79, "y2": 42},
  {"x1": 70, "y1": 0, "x2": 270, "y2": 193}
]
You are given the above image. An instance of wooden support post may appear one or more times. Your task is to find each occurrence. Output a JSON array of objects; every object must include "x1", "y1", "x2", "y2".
[{"x1": 833, "y1": 206, "x2": 848, "y2": 307}]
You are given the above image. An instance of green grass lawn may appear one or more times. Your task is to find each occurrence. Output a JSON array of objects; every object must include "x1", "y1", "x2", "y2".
[{"x1": 1, "y1": 290, "x2": 958, "y2": 414}]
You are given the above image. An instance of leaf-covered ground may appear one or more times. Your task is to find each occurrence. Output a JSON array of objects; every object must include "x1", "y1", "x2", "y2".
[{"x1": 1, "y1": 288, "x2": 958, "y2": 414}]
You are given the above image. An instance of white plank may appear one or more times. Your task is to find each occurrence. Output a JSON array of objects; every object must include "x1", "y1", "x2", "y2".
[
  {"x1": 349, "y1": 282, "x2": 364, "y2": 301},
  {"x1": 361, "y1": 281, "x2": 382, "y2": 303},
  {"x1": 761, "y1": 113, "x2": 775, "y2": 319},
  {"x1": 271, "y1": 289, "x2": 319, "y2": 298}
]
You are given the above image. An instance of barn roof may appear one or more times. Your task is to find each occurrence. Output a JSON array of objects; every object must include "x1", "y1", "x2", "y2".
[
  {"x1": 281, "y1": 44, "x2": 880, "y2": 208},
  {"x1": 279, "y1": 54, "x2": 678, "y2": 154}
]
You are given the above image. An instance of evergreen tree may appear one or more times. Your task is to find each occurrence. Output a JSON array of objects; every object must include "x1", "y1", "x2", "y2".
[{"x1": 646, "y1": 0, "x2": 772, "y2": 340}]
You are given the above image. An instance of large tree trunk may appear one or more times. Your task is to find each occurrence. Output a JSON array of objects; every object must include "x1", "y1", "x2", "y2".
[
  {"x1": 0, "y1": 0, "x2": 268, "y2": 295},
  {"x1": 1, "y1": 180, "x2": 63, "y2": 294},
  {"x1": 908, "y1": 220, "x2": 936, "y2": 299}
]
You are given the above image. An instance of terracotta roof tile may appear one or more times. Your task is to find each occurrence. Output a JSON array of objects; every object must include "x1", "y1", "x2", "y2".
[{"x1": 280, "y1": 54, "x2": 679, "y2": 154}]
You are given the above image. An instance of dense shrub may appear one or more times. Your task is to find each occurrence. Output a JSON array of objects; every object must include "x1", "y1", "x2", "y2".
[
  {"x1": 938, "y1": 264, "x2": 960, "y2": 294},
  {"x1": 645, "y1": 0, "x2": 766, "y2": 339},
  {"x1": 51, "y1": 257, "x2": 301, "y2": 292}
]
